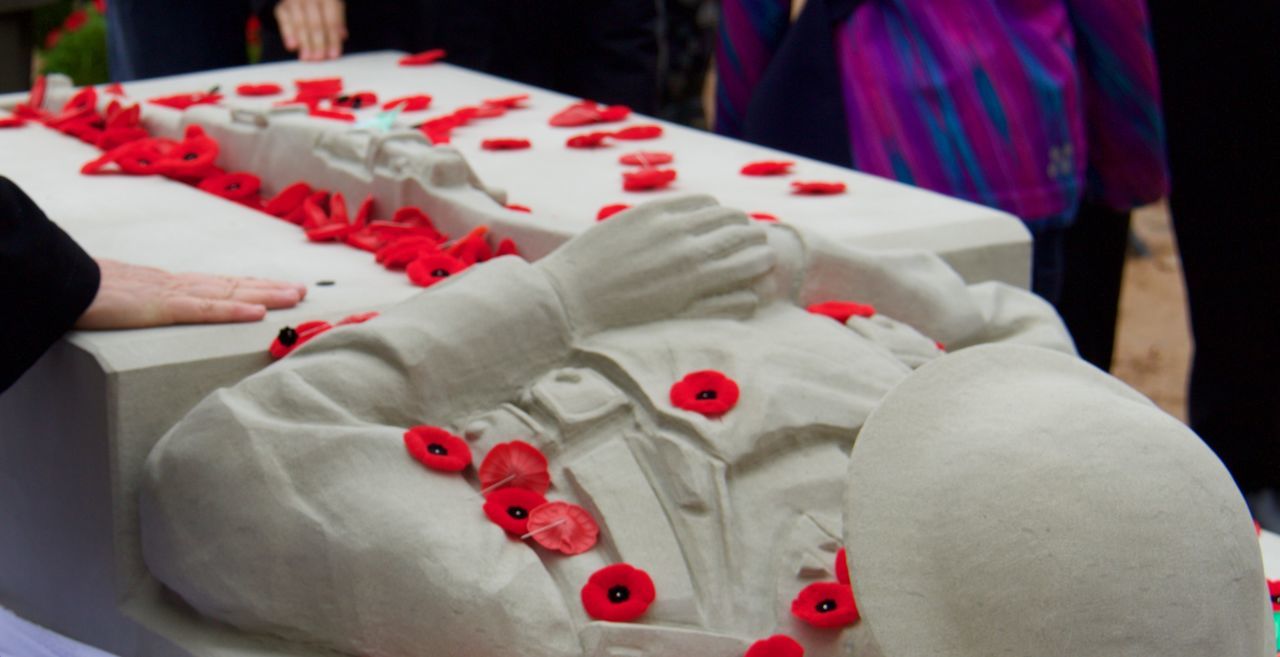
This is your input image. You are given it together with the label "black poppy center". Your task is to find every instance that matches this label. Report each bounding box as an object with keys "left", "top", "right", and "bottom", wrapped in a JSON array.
[
  {"left": 427, "top": 443, "right": 448, "bottom": 456},
  {"left": 506, "top": 506, "right": 528, "bottom": 520},
  {"left": 696, "top": 389, "right": 717, "bottom": 400},
  {"left": 608, "top": 585, "right": 631, "bottom": 603},
  {"left": 816, "top": 599, "right": 838, "bottom": 613},
  {"left": 182, "top": 152, "right": 199, "bottom": 161},
  {"left": 277, "top": 326, "right": 299, "bottom": 346},
  {"left": 136, "top": 158, "right": 150, "bottom": 165},
  {"left": 431, "top": 268, "right": 451, "bottom": 278},
  {"left": 226, "top": 183, "right": 241, "bottom": 191}
]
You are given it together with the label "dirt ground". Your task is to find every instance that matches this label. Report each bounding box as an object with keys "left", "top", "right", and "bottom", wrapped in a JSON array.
[{"left": 1112, "top": 201, "right": 1191, "bottom": 421}]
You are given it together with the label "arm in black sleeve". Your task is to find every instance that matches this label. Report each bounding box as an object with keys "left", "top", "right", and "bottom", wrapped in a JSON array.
[{"left": 0, "top": 177, "right": 100, "bottom": 393}]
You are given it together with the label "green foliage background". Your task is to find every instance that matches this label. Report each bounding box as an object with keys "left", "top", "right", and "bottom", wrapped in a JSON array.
[{"left": 33, "top": 1, "right": 109, "bottom": 86}]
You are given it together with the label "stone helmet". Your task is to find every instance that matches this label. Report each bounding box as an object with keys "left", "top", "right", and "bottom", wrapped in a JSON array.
[{"left": 845, "top": 344, "right": 1270, "bottom": 657}]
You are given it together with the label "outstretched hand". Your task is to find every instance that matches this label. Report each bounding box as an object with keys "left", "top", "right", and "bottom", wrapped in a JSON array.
[
  {"left": 538, "top": 195, "right": 775, "bottom": 337},
  {"left": 75, "top": 259, "right": 306, "bottom": 330},
  {"left": 275, "top": 0, "right": 347, "bottom": 61}
]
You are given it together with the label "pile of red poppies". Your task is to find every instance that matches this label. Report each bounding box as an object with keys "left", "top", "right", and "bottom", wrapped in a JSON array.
[{"left": 414, "top": 93, "right": 531, "bottom": 145}]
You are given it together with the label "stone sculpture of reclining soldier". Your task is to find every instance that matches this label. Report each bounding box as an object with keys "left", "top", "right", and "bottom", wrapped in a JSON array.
[{"left": 141, "top": 196, "right": 1271, "bottom": 657}]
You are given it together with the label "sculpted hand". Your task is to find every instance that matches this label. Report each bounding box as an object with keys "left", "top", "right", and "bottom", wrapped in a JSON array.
[
  {"left": 275, "top": 0, "right": 347, "bottom": 61},
  {"left": 538, "top": 195, "right": 774, "bottom": 336},
  {"left": 75, "top": 259, "right": 306, "bottom": 330}
]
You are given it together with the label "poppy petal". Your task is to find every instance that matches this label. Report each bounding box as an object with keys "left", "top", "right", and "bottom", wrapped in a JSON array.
[
  {"left": 612, "top": 125, "right": 663, "bottom": 141},
  {"left": 404, "top": 425, "right": 472, "bottom": 473},
  {"left": 263, "top": 182, "right": 314, "bottom": 217},
  {"left": 566, "top": 131, "right": 611, "bottom": 149},
  {"left": 749, "top": 212, "right": 779, "bottom": 223},
  {"left": 481, "top": 137, "right": 532, "bottom": 151},
  {"left": 338, "top": 311, "right": 379, "bottom": 325},
  {"left": 483, "top": 93, "right": 529, "bottom": 109},
  {"left": 526, "top": 501, "right": 599, "bottom": 555},
  {"left": 791, "top": 180, "right": 847, "bottom": 195},
  {"left": 806, "top": 301, "right": 876, "bottom": 323},
  {"left": 745, "top": 635, "right": 805, "bottom": 657},
  {"left": 382, "top": 94, "right": 433, "bottom": 112},
  {"left": 622, "top": 168, "right": 677, "bottom": 192},
  {"left": 406, "top": 253, "right": 467, "bottom": 287},
  {"left": 549, "top": 100, "right": 603, "bottom": 127},
  {"left": 835, "top": 547, "right": 850, "bottom": 585},
  {"left": 596, "top": 204, "right": 630, "bottom": 221},
  {"left": 790, "top": 581, "right": 859, "bottom": 628},
  {"left": 478, "top": 440, "right": 550, "bottom": 494},
  {"left": 617, "top": 151, "right": 673, "bottom": 167},
  {"left": 236, "top": 83, "right": 283, "bottom": 96},
  {"left": 398, "top": 48, "right": 447, "bottom": 66},
  {"left": 740, "top": 160, "right": 795, "bottom": 176}
]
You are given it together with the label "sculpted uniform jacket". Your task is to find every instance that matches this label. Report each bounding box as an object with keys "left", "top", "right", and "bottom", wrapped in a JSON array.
[
  {"left": 141, "top": 223, "right": 1072, "bottom": 657},
  {"left": 0, "top": 176, "right": 99, "bottom": 393}
]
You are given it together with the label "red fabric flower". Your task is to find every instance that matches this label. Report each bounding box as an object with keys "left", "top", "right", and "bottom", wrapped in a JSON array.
[
  {"left": 404, "top": 425, "right": 472, "bottom": 473},
  {"left": 612, "top": 125, "right": 663, "bottom": 141},
  {"left": 382, "top": 94, "right": 433, "bottom": 112},
  {"left": 599, "top": 105, "right": 631, "bottom": 122},
  {"left": 791, "top": 582, "right": 859, "bottom": 628},
  {"left": 376, "top": 235, "right": 443, "bottom": 269},
  {"left": 198, "top": 172, "right": 261, "bottom": 202},
  {"left": 505, "top": 203, "right": 531, "bottom": 213},
  {"left": 386, "top": 206, "right": 446, "bottom": 242},
  {"left": 268, "top": 320, "right": 332, "bottom": 359},
  {"left": 263, "top": 182, "right": 313, "bottom": 218},
  {"left": 332, "top": 92, "right": 378, "bottom": 109},
  {"left": 745, "top": 635, "right": 805, "bottom": 657},
  {"left": 806, "top": 301, "right": 876, "bottom": 323},
  {"left": 406, "top": 252, "right": 467, "bottom": 287},
  {"left": 293, "top": 76, "right": 343, "bottom": 104},
  {"left": 618, "top": 151, "right": 673, "bottom": 167},
  {"left": 478, "top": 440, "right": 550, "bottom": 494},
  {"left": 338, "top": 311, "right": 379, "bottom": 325},
  {"left": 104, "top": 102, "right": 140, "bottom": 129},
  {"left": 445, "top": 226, "right": 493, "bottom": 264},
  {"left": 399, "top": 49, "right": 447, "bottom": 66},
  {"left": 49, "top": 87, "right": 97, "bottom": 126},
  {"left": 670, "top": 370, "right": 739, "bottom": 417},
  {"left": 622, "top": 168, "right": 676, "bottom": 192},
  {"left": 791, "top": 181, "right": 847, "bottom": 195},
  {"left": 596, "top": 204, "right": 630, "bottom": 221},
  {"left": 581, "top": 564, "right": 656, "bottom": 622},
  {"left": 483, "top": 93, "right": 529, "bottom": 109},
  {"left": 494, "top": 238, "right": 521, "bottom": 258},
  {"left": 835, "top": 547, "right": 850, "bottom": 585},
  {"left": 741, "top": 160, "right": 795, "bottom": 176},
  {"left": 236, "top": 83, "right": 282, "bottom": 96},
  {"left": 0, "top": 116, "right": 26, "bottom": 128},
  {"left": 526, "top": 501, "right": 599, "bottom": 554},
  {"left": 550, "top": 100, "right": 604, "bottom": 127},
  {"left": 309, "top": 106, "right": 357, "bottom": 122},
  {"left": 97, "top": 127, "right": 150, "bottom": 150},
  {"left": 483, "top": 487, "right": 547, "bottom": 536},
  {"left": 148, "top": 90, "right": 222, "bottom": 110},
  {"left": 1269, "top": 579, "right": 1280, "bottom": 612},
  {"left": 163, "top": 125, "right": 221, "bottom": 178},
  {"left": 749, "top": 212, "right": 779, "bottom": 223},
  {"left": 566, "top": 131, "right": 611, "bottom": 149},
  {"left": 481, "top": 138, "right": 531, "bottom": 151},
  {"left": 469, "top": 104, "right": 506, "bottom": 119},
  {"left": 103, "top": 82, "right": 125, "bottom": 96}
]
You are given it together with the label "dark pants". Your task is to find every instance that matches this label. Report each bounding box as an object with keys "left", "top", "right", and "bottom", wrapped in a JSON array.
[
  {"left": 1057, "top": 202, "right": 1132, "bottom": 371},
  {"left": 107, "top": 0, "right": 252, "bottom": 81},
  {"left": 1149, "top": 1, "right": 1280, "bottom": 494}
]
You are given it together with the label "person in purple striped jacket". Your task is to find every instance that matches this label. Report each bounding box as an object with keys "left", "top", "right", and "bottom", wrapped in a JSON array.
[{"left": 712, "top": 0, "right": 1168, "bottom": 372}]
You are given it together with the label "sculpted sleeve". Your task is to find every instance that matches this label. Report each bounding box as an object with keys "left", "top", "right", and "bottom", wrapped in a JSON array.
[
  {"left": 140, "top": 256, "right": 584, "bottom": 657},
  {"left": 0, "top": 177, "right": 100, "bottom": 392}
]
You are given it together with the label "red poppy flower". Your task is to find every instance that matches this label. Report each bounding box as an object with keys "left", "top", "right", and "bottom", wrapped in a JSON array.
[
  {"left": 445, "top": 226, "right": 493, "bottom": 264},
  {"left": 526, "top": 501, "right": 599, "bottom": 554},
  {"left": 494, "top": 238, "right": 521, "bottom": 258},
  {"left": 268, "top": 320, "right": 332, "bottom": 359},
  {"left": 332, "top": 92, "right": 378, "bottom": 109},
  {"left": 309, "top": 106, "right": 357, "bottom": 122},
  {"left": 281, "top": 190, "right": 327, "bottom": 226},
  {"left": 382, "top": 94, "right": 433, "bottom": 112},
  {"left": 741, "top": 160, "right": 795, "bottom": 176},
  {"left": 103, "top": 82, "right": 125, "bottom": 96},
  {"left": 48, "top": 87, "right": 97, "bottom": 126},
  {"left": 294, "top": 76, "right": 343, "bottom": 99},
  {"left": 478, "top": 440, "right": 550, "bottom": 495},
  {"left": 469, "top": 104, "right": 506, "bottom": 119},
  {"left": 483, "top": 486, "right": 548, "bottom": 536},
  {"left": 791, "top": 181, "right": 847, "bottom": 195},
  {"left": 505, "top": 203, "right": 531, "bottom": 213},
  {"left": 407, "top": 252, "right": 468, "bottom": 287},
  {"left": 114, "top": 141, "right": 176, "bottom": 176},
  {"left": 483, "top": 93, "right": 529, "bottom": 109},
  {"left": 670, "top": 370, "right": 739, "bottom": 417},
  {"left": 376, "top": 235, "right": 443, "bottom": 269},
  {"left": 96, "top": 127, "right": 149, "bottom": 150},
  {"left": 0, "top": 116, "right": 26, "bottom": 128},
  {"left": 1268, "top": 579, "right": 1280, "bottom": 612},
  {"left": 399, "top": 48, "right": 446, "bottom": 66},
  {"left": 599, "top": 105, "right": 631, "bottom": 122},
  {"left": 481, "top": 137, "right": 531, "bottom": 151},
  {"left": 263, "top": 182, "right": 313, "bottom": 218},
  {"left": 163, "top": 126, "right": 221, "bottom": 177},
  {"left": 581, "top": 564, "right": 656, "bottom": 622},
  {"left": 104, "top": 102, "right": 140, "bottom": 129},
  {"left": 388, "top": 206, "right": 446, "bottom": 240},
  {"left": 935, "top": 341, "right": 947, "bottom": 352},
  {"left": 148, "top": 90, "right": 222, "bottom": 110},
  {"left": 835, "top": 547, "right": 850, "bottom": 586},
  {"left": 236, "top": 83, "right": 283, "bottom": 96},
  {"left": 596, "top": 204, "right": 630, "bottom": 221},
  {"left": 338, "top": 311, "right": 379, "bottom": 325},
  {"left": 62, "top": 120, "right": 104, "bottom": 145},
  {"left": 618, "top": 151, "right": 673, "bottom": 167},
  {"left": 566, "top": 131, "right": 611, "bottom": 149},
  {"left": 612, "top": 125, "right": 663, "bottom": 141},
  {"left": 198, "top": 172, "right": 261, "bottom": 202},
  {"left": 806, "top": 301, "right": 876, "bottom": 323},
  {"left": 622, "top": 168, "right": 677, "bottom": 192},
  {"left": 749, "top": 212, "right": 779, "bottom": 223},
  {"left": 790, "top": 582, "right": 859, "bottom": 628},
  {"left": 745, "top": 635, "right": 805, "bottom": 657},
  {"left": 404, "top": 425, "right": 472, "bottom": 473},
  {"left": 549, "top": 100, "right": 604, "bottom": 127}
]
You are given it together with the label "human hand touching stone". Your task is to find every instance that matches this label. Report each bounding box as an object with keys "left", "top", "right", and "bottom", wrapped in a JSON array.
[
  {"left": 274, "top": 0, "right": 347, "bottom": 61},
  {"left": 75, "top": 259, "right": 306, "bottom": 329},
  {"left": 537, "top": 195, "right": 774, "bottom": 337}
]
